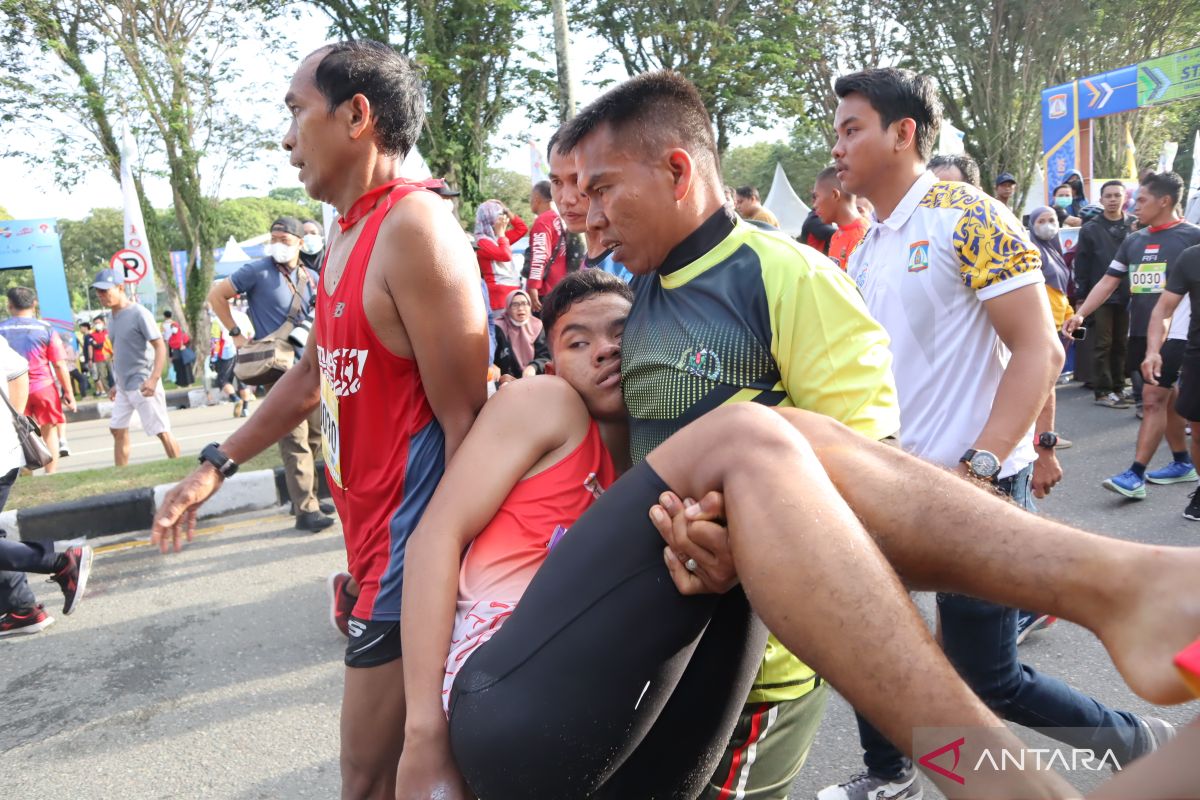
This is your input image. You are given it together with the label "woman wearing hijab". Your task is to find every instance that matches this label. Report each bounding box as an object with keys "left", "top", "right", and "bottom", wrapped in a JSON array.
[
  {"left": 493, "top": 289, "right": 550, "bottom": 383},
  {"left": 475, "top": 200, "right": 529, "bottom": 311},
  {"left": 1030, "top": 206, "right": 1073, "bottom": 331}
]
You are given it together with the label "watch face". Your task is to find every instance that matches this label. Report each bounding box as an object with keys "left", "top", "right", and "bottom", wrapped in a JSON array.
[{"left": 970, "top": 450, "right": 1001, "bottom": 478}]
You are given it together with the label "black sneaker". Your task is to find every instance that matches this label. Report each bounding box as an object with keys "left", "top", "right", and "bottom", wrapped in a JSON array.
[
  {"left": 49, "top": 545, "right": 94, "bottom": 615},
  {"left": 817, "top": 767, "right": 922, "bottom": 800},
  {"left": 295, "top": 511, "right": 335, "bottom": 532},
  {"left": 1186, "top": 490, "right": 1200, "bottom": 521},
  {"left": 0, "top": 604, "right": 55, "bottom": 637}
]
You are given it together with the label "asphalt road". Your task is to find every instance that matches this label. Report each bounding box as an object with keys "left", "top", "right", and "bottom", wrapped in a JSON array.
[{"left": 2, "top": 383, "right": 1197, "bottom": 799}]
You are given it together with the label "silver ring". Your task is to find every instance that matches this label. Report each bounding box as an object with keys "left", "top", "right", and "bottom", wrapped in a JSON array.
[{"left": 684, "top": 558, "right": 698, "bottom": 573}]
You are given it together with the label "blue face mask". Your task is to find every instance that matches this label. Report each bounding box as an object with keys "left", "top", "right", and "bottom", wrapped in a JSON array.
[{"left": 1054, "top": 196, "right": 1072, "bottom": 209}]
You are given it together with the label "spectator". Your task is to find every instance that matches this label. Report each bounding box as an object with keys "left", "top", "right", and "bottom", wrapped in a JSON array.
[
  {"left": 856, "top": 196, "right": 875, "bottom": 219},
  {"left": 0, "top": 286, "right": 76, "bottom": 473},
  {"left": 994, "top": 171, "right": 1018, "bottom": 208},
  {"left": 209, "top": 306, "right": 255, "bottom": 418},
  {"left": 1053, "top": 183, "right": 1083, "bottom": 227},
  {"left": 1064, "top": 169, "right": 1088, "bottom": 216},
  {"left": 161, "top": 310, "right": 194, "bottom": 387},
  {"left": 1028, "top": 206, "right": 1074, "bottom": 331},
  {"left": 475, "top": 199, "right": 528, "bottom": 311},
  {"left": 61, "top": 329, "right": 88, "bottom": 400},
  {"left": 1075, "top": 180, "right": 1135, "bottom": 408},
  {"left": 799, "top": 207, "right": 836, "bottom": 255},
  {"left": 928, "top": 153, "right": 981, "bottom": 187},
  {"left": 492, "top": 289, "right": 550, "bottom": 384},
  {"left": 90, "top": 269, "right": 181, "bottom": 466},
  {"left": 0, "top": 334, "right": 93, "bottom": 637},
  {"left": 86, "top": 318, "right": 111, "bottom": 395},
  {"left": 812, "top": 165, "right": 870, "bottom": 270},
  {"left": 526, "top": 180, "right": 567, "bottom": 312},
  {"left": 733, "top": 185, "right": 779, "bottom": 227},
  {"left": 300, "top": 218, "right": 325, "bottom": 273}
]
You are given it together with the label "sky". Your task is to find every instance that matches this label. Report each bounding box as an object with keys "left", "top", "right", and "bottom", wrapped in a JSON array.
[{"left": 0, "top": 6, "right": 788, "bottom": 223}]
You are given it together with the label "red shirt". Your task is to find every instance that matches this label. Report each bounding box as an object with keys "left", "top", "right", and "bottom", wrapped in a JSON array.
[
  {"left": 526, "top": 209, "right": 567, "bottom": 295},
  {"left": 477, "top": 215, "right": 529, "bottom": 310},
  {"left": 828, "top": 216, "right": 870, "bottom": 271}
]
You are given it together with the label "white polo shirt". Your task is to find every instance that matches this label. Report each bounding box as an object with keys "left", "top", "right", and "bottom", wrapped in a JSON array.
[
  {"left": 0, "top": 336, "right": 29, "bottom": 477},
  {"left": 848, "top": 172, "right": 1044, "bottom": 477}
]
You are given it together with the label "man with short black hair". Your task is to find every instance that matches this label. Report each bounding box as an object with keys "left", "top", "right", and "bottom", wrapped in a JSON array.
[
  {"left": 526, "top": 179, "right": 567, "bottom": 311},
  {"left": 1066, "top": 171, "right": 1200, "bottom": 497},
  {"left": 994, "top": 171, "right": 1018, "bottom": 207},
  {"left": 546, "top": 134, "right": 632, "bottom": 282},
  {"left": 812, "top": 166, "right": 869, "bottom": 270},
  {"left": 734, "top": 185, "right": 780, "bottom": 227},
  {"left": 928, "top": 153, "right": 981, "bottom": 188},
  {"left": 1074, "top": 179, "right": 1135, "bottom": 407}
]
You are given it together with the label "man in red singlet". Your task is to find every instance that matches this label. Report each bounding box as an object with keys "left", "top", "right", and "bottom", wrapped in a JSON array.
[{"left": 152, "top": 41, "right": 487, "bottom": 799}]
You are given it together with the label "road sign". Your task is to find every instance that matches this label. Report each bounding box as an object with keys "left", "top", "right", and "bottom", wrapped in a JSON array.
[
  {"left": 110, "top": 248, "right": 148, "bottom": 283},
  {"left": 1139, "top": 46, "right": 1200, "bottom": 106},
  {"left": 1078, "top": 66, "right": 1138, "bottom": 119}
]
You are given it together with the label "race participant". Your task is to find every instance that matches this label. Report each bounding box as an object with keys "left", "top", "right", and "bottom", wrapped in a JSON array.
[
  {"left": 1066, "top": 171, "right": 1200, "bottom": 498},
  {"left": 525, "top": 180, "right": 567, "bottom": 311},
  {"left": 546, "top": 134, "right": 632, "bottom": 281},
  {"left": 811, "top": 165, "right": 870, "bottom": 270},
  {"left": 151, "top": 40, "right": 487, "bottom": 800},
  {"left": 394, "top": 269, "right": 1200, "bottom": 800}
]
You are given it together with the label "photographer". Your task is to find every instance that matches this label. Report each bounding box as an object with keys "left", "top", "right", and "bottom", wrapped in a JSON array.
[{"left": 207, "top": 216, "right": 334, "bottom": 532}]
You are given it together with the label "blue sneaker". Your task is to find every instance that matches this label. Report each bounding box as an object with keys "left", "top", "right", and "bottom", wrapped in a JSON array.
[
  {"left": 1102, "top": 469, "right": 1146, "bottom": 499},
  {"left": 1146, "top": 460, "right": 1198, "bottom": 484}
]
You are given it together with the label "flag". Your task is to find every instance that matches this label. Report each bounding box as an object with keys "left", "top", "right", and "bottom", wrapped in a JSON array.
[
  {"left": 530, "top": 139, "right": 549, "bottom": 185},
  {"left": 1123, "top": 122, "right": 1137, "bottom": 179},
  {"left": 1159, "top": 140, "right": 1178, "bottom": 174},
  {"left": 1186, "top": 130, "right": 1200, "bottom": 224},
  {"left": 119, "top": 126, "right": 155, "bottom": 284}
]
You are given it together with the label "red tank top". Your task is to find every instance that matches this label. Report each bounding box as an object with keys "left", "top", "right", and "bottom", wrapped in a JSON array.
[{"left": 315, "top": 179, "right": 444, "bottom": 621}]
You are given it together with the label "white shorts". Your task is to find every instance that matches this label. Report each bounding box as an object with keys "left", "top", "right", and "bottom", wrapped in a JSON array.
[{"left": 109, "top": 382, "right": 171, "bottom": 436}]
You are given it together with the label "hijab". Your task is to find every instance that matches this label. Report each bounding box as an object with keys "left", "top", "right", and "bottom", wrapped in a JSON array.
[
  {"left": 1029, "top": 206, "right": 1070, "bottom": 293},
  {"left": 474, "top": 200, "right": 505, "bottom": 243},
  {"left": 495, "top": 289, "right": 542, "bottom": 370}
]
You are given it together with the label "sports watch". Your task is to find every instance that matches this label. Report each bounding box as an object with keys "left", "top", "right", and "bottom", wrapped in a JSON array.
[
  {"left": 199, "top": 442, "right": 239, "bottom": 478},
  {"left": 959, "top": 448, "right": 1001, "bottom": 480},
  {"left": 228, "top": 326, "right": 242, "bottom": 338},
  {"left": 1035, "top": 432, "right": 1059, "bottom": 449}
]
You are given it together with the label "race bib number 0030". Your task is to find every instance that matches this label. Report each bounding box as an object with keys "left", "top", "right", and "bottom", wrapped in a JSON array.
[
  {"left": 1131, "top": 262, "right": 1167, "bottom": 294},
  {"left": 320, "top": 373, "right": 343, "bottom": 488}
]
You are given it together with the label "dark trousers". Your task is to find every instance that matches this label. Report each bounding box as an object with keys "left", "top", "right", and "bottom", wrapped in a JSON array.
[
  {"left": 0, "top": 468, "right": 56, "bottom": 614},
  {"left": 170, "top": 353, "right": 194, "bottom": 387},
  {"left": 1092, "top": 304, "right": 1130, "bottom": 397}
]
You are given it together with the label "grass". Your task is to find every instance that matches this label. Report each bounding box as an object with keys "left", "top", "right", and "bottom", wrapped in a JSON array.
[{"left": 8, "top": 450, "right": 284, "bottom": 510}]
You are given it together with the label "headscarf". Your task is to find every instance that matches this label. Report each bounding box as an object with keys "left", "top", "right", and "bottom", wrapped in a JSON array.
[
  {"left": 495, "top": 289, "right": 543, "bottom": 370},
  {"left": 474, "top": 199, "right": 505, "bottom": 243},
  {"left": 1029, "top": 206, "right": 1070, "bottom": 293}
]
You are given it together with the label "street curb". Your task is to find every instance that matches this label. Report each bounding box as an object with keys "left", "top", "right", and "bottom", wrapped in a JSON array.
[
  {"left": 11, "top": 461, "right": 331, "bottom": 543},
  {"left": 65, "top": 388, "right": 195, "bottom": 423}
]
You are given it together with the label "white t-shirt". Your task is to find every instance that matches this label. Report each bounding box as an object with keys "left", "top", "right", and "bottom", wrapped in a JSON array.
[
  {"left": 848, "top": 172, "right": 1044, "bottom": 477},
  {"left": 0, "top": 336, "right": 30, "bottom": 476}
]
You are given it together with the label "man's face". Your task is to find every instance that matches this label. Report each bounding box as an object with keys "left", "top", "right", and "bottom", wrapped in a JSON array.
[
  {"left": 1134, "top": 189, "right": 1171, "bottom": 227},
  {"left": 548, "top": 147, "right": 587, "bottom": 233},
  {"left": 733, "top": 194, "right": 751, "bottom": 216},
  {"left": 95, "top": 287, "right": 123, "bottom": 309},
  {"left": 282, "top": 52, "right": 352, "bottom": 204},
  {"left": 302, "top": 221, "right": 322, "bottom": 238},
  {"left": 271, "top": 231, "right": 302, "bottom": 249},
  {"left": 995, "top": 181, "right": 1016, "bottom": 203},
  {"left": 548, "top": 293, "right": 630, "bottom": 421},
  {"left": 1054, "top": 187, "right": 1073, "bottom": 205},
  {"left": 832, "top": 93, "right": 895, "bottom": 199},
  {"left": 1101, "top": 185, "right": 1126, "bottom": 216},
  {"left": 812, "top": 180, "right": 838, "bottom": 224},
  {"left": 576, "top": 124, "right": 685, "bottom": 275}
]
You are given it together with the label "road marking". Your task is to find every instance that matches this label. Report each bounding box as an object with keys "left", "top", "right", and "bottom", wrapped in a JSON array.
[{"left": 92, "top": 512, "right": 292, "bottom": 555}]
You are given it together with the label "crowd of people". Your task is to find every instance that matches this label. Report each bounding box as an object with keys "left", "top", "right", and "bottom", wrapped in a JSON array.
[{"left": 1, "top": 34, "right": 1198, "bottom": 800}]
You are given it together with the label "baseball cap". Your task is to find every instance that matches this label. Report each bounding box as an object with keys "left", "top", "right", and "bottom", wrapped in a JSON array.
[
  {"left": 995, "top": 172, "right": 1017, "bottom": 186},
  {"left": 270, "top": 216, "right": 304, "bottom": 238},
  {"left": 91, "top": 268, "right": 122, "bottom": 290},
  {"left": 430, "top": 178, "right": 460, "bottom": 198}
]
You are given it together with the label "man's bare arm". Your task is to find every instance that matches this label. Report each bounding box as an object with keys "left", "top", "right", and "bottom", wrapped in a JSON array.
[
  {"left": 1064, "top": 274, "right": 1121, "bottom": 333},
  {"left": 206, "top": 280, "right": 240, "bottom": 336},
  {"left": 1141, "top": 290, "right": 1184, "bottom": 385},
  {"left": 383, "top": 195, "right": 489, "bottom": 461}
]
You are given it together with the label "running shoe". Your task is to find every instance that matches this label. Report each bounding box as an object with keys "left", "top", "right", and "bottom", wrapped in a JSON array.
[
  {"left": 1146, "top": 461, "right": 1198, "bottom": 485},
  {"left": 1102, "top": 469, "right": 1146, "bottom": 499},
  {"left": 1184, "top": 490, "right": 1200, "bottom": 521},
  {"left": 1015, "top": 612, "right": 1058, "bottom": 645},
  {"left": 48, "top": 545, "right": 93, "bottom": 615},
  {"left": 58, "top": 440, "right": 70, "bottom": 457},
  {"left": 327, "top": 571, "right": 355, "bottom": 638},
  {"left": 233, "top": 399, "right": 244, "bottom": 417},
  {"left": 1135, "top": 404, "right": 1144, "bottom": 419},
  {"left": 1132, "top": 716, "right": 1177, "bottom": 761},
  {"left": 817, "top": 767, "right": 922, "bottom": 800},
  {"left": 1095, "top": 392, "right": 1132, "bottom": 409},
  {"left": 0, "top": 604, "right": 55, "bottom": 637}
]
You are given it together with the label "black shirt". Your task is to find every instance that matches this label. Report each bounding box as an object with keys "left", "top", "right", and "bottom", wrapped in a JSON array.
[
  {"left": 1165, "top": 244, "right": 1200, "bottom": 355},
  {"left": 1074, "top": 214, "right": 1134, "bottom": 305},
  {"left": 1107, "top": 220, "right": 1200, "bottom": 338}
]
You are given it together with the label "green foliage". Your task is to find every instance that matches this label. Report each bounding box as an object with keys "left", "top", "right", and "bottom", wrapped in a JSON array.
[
  {"left": 722, "top": 123, "right": 832, "bottom": 204},
  {"left": 210, "top": 196, "right": 323, "bottom": 243},
  {"left": 477, "top": 167, "right": 534, "bottom": 229},
  {"left": 57, "top": 208, "right": 123, "bottom": 308}
]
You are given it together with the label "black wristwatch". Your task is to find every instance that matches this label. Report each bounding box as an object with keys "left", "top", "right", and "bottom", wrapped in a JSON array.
[
  {"left": 199, "top": 442, "right": 239, "bottom": 478},
  {"left": 959, "top": 448, "right": 1001, "bottom": 480},
  {"left": 1035, "top": 431, "right": 1059, "bottom": 449},
  {"left": 228, "top": 326, "right": 242, "bottom": 338}
]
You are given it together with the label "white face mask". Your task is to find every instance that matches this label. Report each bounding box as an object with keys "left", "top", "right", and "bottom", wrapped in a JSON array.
[
  {"left": 268, "top": 241, "right": 299, "bottom": 264},
  {"left": 1034, "top": 221, "right": 1059, "bottom": 241},
  {"left": 300, "top": 233, "right": 324, "bottom": 255}
]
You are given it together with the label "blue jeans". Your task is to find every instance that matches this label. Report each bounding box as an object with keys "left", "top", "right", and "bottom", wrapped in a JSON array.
[
  {"left": 855, "top": 464, "right": 1147, "bottom": 778},
  {"left": 0, "top": 468, "right": 56, "bottom": 614}
]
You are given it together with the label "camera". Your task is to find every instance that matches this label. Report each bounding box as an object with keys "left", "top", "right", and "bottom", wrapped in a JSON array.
[{"left": 288, "top": 316, "right": 313, "bottom": 348}]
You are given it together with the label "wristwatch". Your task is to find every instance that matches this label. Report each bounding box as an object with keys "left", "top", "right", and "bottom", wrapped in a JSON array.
[
  {"left": 960, "top": 448, "right": 1001, "bottom": 480},
  {"left": 228, "top": 326, "right": 241, "bottom": 338},
  {"left": 1035, "top": 432, "right": 1059, "bottom": 449},
  {"left": 199, "top": 442, "right": 239, "bottom": 478}
]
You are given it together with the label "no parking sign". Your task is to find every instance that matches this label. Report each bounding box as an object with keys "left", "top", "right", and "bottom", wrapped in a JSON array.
[{"left": 110, "top": 248, "right": 148, "bottom": 283}]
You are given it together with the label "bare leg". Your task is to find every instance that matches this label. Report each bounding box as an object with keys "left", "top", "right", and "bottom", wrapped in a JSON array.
[
  {"left": 111, "top": 427, "right": 130, "bottom": 467},
  {"left": 340, "top": 659, "right": 406, "bottom": 799},
  {"left": 157, "top": 431, "right": 181, "bottom": 459},
  {"left": 1164, "top": 391, "right": 1188, "bottom": 454},
  {"left": 39, "top": 422, "right": 59, "bottom": 474},
  {"left": 1135, "top": 384, "right": 1171, "bottom": 464},
  {"left": 643, "top": 404, "right": 1076, "bottom": 799}
]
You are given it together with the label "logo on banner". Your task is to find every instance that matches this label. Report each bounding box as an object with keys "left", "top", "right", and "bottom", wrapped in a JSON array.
[
  {"left": 1048, "top": 94, "right": 1068, "bottom": 119},
  {"left": 907, "top": 241, "right": 930, "bottom": 273}
]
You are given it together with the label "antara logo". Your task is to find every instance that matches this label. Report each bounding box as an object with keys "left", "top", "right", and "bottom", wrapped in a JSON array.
[{"left": 917, "top": 737, "right": 1123, "bottom": 786}]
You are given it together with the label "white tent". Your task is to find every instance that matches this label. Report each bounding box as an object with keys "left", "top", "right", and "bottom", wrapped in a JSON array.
[
  {"left": 217, "top": 235, "right": 251, "bottom": 264},
  {"left": 762, "top": 162, "right": 811, "bottom": 237}
]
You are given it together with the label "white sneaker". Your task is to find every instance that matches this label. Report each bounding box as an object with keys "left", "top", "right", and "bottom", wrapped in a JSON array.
[{"left": 817, "top": 768, "right": 923, "bottom": 800}]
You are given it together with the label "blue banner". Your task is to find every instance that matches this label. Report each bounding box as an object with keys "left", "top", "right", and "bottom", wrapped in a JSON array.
[
  {"left": 1078, "top": 66, "right": 1139, "bottom": 119},
  {"left": 0, "top": 219, "right": 74, "bottom": 338}
]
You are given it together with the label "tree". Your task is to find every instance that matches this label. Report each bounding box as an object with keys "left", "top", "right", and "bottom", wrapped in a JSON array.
[
  {"left": 721, "top": 121, "right": 833, "bottom": 204},
  {"left": 584, "top": 1, "right": 814, "bottom": 155},
  {"left": 478, "top": 167, "right": 534, "bottom": 229},
  {"left": 58, "top": 208, "right": 124, "bottom": 309}
]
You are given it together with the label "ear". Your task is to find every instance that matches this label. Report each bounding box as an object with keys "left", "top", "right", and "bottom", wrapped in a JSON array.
[
  {"left": 345, "top": 93, "right": 373, "bottom": 143},
  {"left": 666, "top": 148, "right": 695, "bottom": 202},
  {"left": 892, "top": 118, "right": 918, "bottom": 155}
]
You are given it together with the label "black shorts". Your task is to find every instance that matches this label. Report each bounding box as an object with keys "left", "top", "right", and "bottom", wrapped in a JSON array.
[
  {"left": 1176, "top": 356, "right": 1200, "bottom": 422},
  {"left": 214, "top": 357, "right": 236, "bottom": 388},
  {"left": 344, "top": 615, "right": 402, "bottom": 668},
  {"left": 1127, "top": 336, "right": 1185, "bottom": 389}
]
